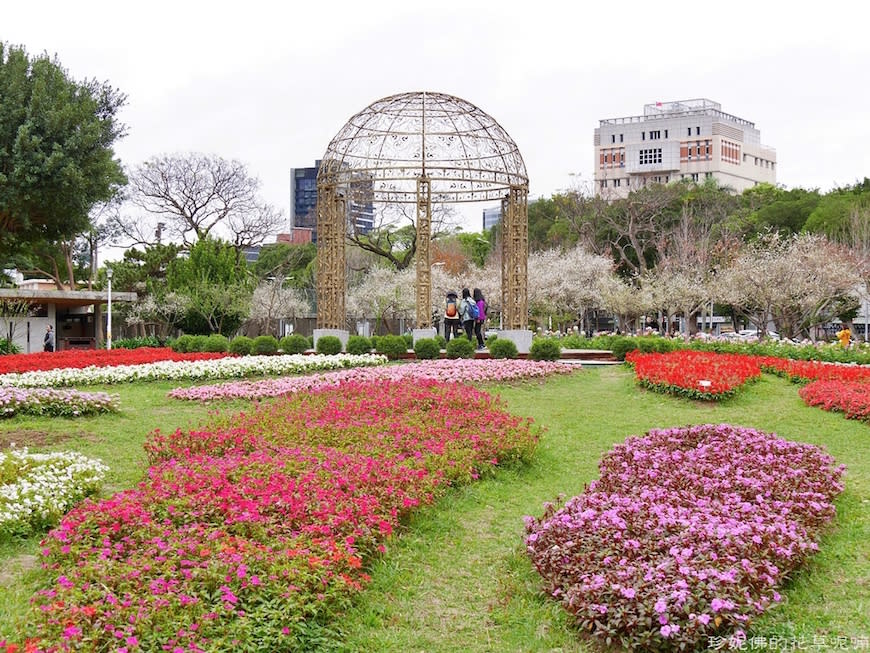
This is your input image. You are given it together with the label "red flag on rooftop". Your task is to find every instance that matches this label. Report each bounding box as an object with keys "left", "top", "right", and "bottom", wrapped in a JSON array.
[{"left": 656, "top": 101, "right": 662, "bottom": 107}]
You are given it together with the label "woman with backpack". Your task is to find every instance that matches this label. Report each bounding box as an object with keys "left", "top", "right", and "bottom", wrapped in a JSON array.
[
  {"left": 444, "top": 290, "right": 461, "bottom": 342},
  {"left": 459, "top": 287, "right": 477, "bottom": 341},
  {"left": 473, "top": 288, "right": 487, "bottom": 349}
]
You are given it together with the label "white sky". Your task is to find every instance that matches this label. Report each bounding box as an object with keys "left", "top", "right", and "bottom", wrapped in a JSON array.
[{"left": 5, "top": 0, "right": 870, "bottom": 245}]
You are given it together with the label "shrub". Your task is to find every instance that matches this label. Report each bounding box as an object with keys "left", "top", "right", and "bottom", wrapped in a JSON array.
[
  {"left": 369, "top": 335, "right": 381, "bottom": 351},
  {"left": 252, "top": 335, "right": 279, "bottom": 355},
  {"left": 0, "top": 338, "right": 21, "bottom": 355},
  {"left": 229, "top": 336, "right": 254, "bottom": 356},
  {"left": 413, "top": 337, "right": 441, "bottom": 360},
  {"left": 191, "top": 335, "right": 211, "bottom": 352},
  {"left": 435, "top": 334, "right": 447, "bottom": 350},
  {"left": 402, "top": 333, "right": 413, "bottom": 349},
  {"left": 316, "top": 335, "right": 343, "bottom": 355},
  {"left": 529, "top": 337, "right": 561, "bottom": 361},
  {"left": 346, "top": 335, "right": 372, "bottom": 356},
  {"left": 171, "top": 334, "right": 194, "bottom": 353},
  {"left": 446, "top": 337, "right": 475, "bottom": 359},
  {"left": 110, "top": 336, "right": 162, "bottom": 350},
  {"left": 203, "top": 334, "right": 229, "bottom": 353},
  {"left": 561, "top": 334, "right": 587, "bottom": 349},
  {"left": 280, "top": 334, "right": 310, "bottom": 354},
  {"left": 485, "top": 333, "right": 498, "bottom": 348},
  {"left": 609, "top": 336, "right": 638, "bottom": 361},
  {"left": 376, "top": 334, "right": 408, "bottom": 360},
  {"left": 488, "top": 338, "right": 518, "bottom": 359}
]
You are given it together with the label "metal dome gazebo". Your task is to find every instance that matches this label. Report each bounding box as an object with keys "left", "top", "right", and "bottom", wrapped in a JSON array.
[{"left": 315, "top": 91, "right": 529, "bottom": 334}]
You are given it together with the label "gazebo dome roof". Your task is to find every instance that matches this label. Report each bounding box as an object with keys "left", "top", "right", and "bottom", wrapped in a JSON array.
[{"left": 318, "top": 91, "right": 528, "bottom": 204}]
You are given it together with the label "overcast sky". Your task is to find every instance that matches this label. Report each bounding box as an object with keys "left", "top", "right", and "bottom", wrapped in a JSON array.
[{"left": 5, "top": 0, "right": 869, "bottom": 241}]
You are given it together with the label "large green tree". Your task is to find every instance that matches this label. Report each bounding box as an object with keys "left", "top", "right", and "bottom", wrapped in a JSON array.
[
  {"left": 167, "top": 238, "right": 252, "bottom": 335},
  {"left": 0, "top": 43, "right": 126, "bottom": 267}
]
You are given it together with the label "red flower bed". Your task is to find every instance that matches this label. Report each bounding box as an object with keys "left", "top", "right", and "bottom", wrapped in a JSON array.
[
  {"left": 625, "top": 350, "right": 762, "bottom": 400},
  {"left": 799, "top": 379, "right": 870, "bottom": 422},
  {"left": 0, "top": 347, "right": 229, "bottom": 374},
  {"left": 15, "top": 379, "right": 538, "bottom": 651},
  {"left": 756, "top": 357, "right": 870, "bottom": 384}
]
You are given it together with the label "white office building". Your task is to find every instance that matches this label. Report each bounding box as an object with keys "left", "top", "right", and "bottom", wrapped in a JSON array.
[{"left": 593, "top": 99, "right": 776, "bottom": 199}]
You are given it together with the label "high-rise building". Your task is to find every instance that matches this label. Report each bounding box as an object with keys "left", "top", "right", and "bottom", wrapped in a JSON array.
[
  {"left": 289, "top": 161, "right": 374, "bottom": 241},
  {"left": 289, "top": 162, "right": 320, "bottom": 233},
  {"left": 593, "top": 99, "right": 776, "bottom": 199},
  {"left": 482, "top": 205, "right": 501, "bottom": 230}
]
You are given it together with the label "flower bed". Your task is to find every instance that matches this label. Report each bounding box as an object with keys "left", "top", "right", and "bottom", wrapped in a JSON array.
[
  {"left": 524, "top": 424, "right": 844, "bottom": 652},
  {"left": 168, "top": 358, "right": 575, "bottom": 401},
  {"left": 0, "top": 448, "right": 108, "bottom": 538},
  {"left": 17, "top": 379, "right": 538, "bottom": 651},
  {"left": 799, "top": 379, "right": 870, "bottom": 422},
  {"left": 0, "top": 347, "right": 228, "bottom": 375},
  {"left": 625, "top": 350, "right": 762, "bottom": 400},
  {"left": 0, "top": 353, "right": 387, "bottom": 388},
  {"left": 0, "top": 387, "right": 118, "bottom": 418},
  {"left": 758, "top": 357, "right": 870, "bottom": 384}
]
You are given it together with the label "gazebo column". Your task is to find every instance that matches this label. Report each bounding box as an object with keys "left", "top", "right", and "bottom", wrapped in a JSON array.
[
  {"left": 314, "top": 181, "right": 349, "bottom": 350},
  {"left": 415, "top": 176, "right": 432, "bottom": 329},
  {"left": 499, "top": 185, "right": 532, "bottom": 352}
]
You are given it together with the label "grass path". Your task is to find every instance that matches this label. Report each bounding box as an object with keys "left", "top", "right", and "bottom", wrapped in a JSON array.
[{"left": 335, "top": 366, "right": 869, "bottom": 652}]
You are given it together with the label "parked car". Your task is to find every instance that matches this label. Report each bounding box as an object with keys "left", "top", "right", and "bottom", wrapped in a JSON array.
[{"left": 737, "top": 329, "right": 781, "bottom": 340}]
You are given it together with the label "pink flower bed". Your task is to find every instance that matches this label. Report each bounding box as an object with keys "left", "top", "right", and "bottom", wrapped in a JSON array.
[
  {"left": 20, "top": 379, "right": 538, "bottom": 651},
  {"left": 524, "top": 424, "right": 844, "bottom": 652},
  {"left": 799, "top": 379, "right": 870, "bottom": 422},
  {"left": 168, "top": 358, "right": 575, "bottom": 401}
]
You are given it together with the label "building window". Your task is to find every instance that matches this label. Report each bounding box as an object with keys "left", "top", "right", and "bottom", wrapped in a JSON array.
[
  {"left": 619, "top": 133, "right": 624, "bottom": 143},
  {"left": 614, "top": 178, "right": 622, "bottom": 187},
  {"left": 665, "top": 175, "right": 669, "bottom": 183},
  {"left": 611, "top": 134, "right": 616, "bottom": 144},
  {"left": 620, "top": 152, "right": 625, "bottom": 166},
  {"left": 691, "top": 173, "right": 699, "bottom": 182},
  {"left": 642, "top": 131, "right": 646, "bottom": 140},
  {"left": 695, "top": 126, "right": 701, "bottom": 135},
  {"left": 705, "top": 172, "right": 713, "bottom": 179},
  {"left": 600, "top": 179, "right": 608, "bottom": 188},
  {"left": 639, "top": 148, "right": 662, "bottom": 165},
  {"left": 687, "top": 127, "right": 691, "bottom": 136},
  {"left": 649, "top": 130, "right": 661, "bottom": 140}
]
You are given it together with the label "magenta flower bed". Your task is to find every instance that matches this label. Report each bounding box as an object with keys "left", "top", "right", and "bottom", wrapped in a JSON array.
[
  {"left": 0, "top": 387, "right": 118, "bottom": 417},
  {"left": 524, "top": 424, "right": 844, "bottom": 652},
  {"left": 21, "top": 379, "right": 538, "bottom": 651},
  {"left": 168, "top": 358, "right": 574, "bottom": 401}
]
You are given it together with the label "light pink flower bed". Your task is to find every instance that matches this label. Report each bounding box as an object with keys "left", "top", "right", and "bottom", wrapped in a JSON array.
[{"left": 168, "top": 359, "right": 576, "bottom": 401}]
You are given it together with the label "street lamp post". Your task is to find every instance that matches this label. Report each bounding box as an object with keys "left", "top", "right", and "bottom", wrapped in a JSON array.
[{"left": 106, "top": 268, "right": 113, "bottom": 351}]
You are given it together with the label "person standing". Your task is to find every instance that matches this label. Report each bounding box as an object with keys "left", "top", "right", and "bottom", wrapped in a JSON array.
[
  {"left": 43, "top": 324, "right": 55, "bottom": 352},
  {"left": 473, "top": 288, "right": 487, "bottom": 349},
  {"left": 444, "top": 290, "right": 461, "bottom": 342},
  {"left": 459, "top": 287, "right": 476, "bottom": 341}
]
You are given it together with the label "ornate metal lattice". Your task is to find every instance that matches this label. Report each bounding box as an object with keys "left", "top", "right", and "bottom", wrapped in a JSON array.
[{"left": 316, "top": 91, "right": 529, "bottom": 329}]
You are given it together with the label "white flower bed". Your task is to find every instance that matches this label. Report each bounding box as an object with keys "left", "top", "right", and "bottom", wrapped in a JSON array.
[
  {"left": 0, "top": 448, "right": 108, "bottom": 537},
  {"left": 0, "top": 354, "right": 388, "bottom": 388}
]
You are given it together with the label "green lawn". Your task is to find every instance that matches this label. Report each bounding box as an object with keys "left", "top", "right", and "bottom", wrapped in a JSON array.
[{"left": 1, "top": 367, "right": 868, "bottom": 651}]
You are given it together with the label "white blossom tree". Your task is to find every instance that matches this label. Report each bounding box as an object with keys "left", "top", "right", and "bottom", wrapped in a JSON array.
[
  {"left": 346, "top": 266, "right": 416, "bottom": 334},
  {"left": 717, "top": 233, "right": 860, "bottom": 339},
  {"left": 249, "top": 281, "right": 311, "bottom": 336},
  {"left": 528, "top": 246, "right": 617, "bottom": 332}
]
